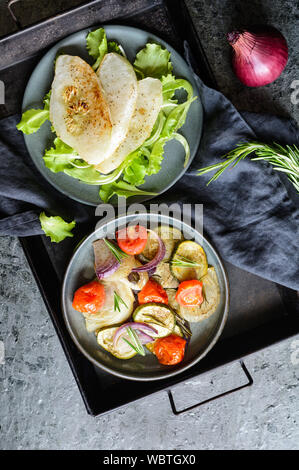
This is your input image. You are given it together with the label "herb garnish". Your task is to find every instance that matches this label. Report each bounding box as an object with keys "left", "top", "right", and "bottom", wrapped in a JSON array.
[
  {"left": 104, "top": 238, "right": 128, "bottom": 263},
  {"left": 171, "top": 256, "right": 201, "bottom": 268},
  {"left": 113, "top": 291, "right": 128, "bottom": 312},
  {"left": 122, "top": 327, "right": 145, "bottom": 356}
]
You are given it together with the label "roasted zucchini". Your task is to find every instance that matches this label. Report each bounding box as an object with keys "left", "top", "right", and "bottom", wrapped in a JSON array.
[
  {"left": 133, "top": 303, "right": 176, "bottom": 337},
  {"left": 170, "top": 240, "right": 208, "bottom": 281},
  {"left": 97, "top": 325, "right": 137, "bottom": 359}
]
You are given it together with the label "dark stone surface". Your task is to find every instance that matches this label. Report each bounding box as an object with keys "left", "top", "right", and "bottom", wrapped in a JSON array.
[{"left": 185, "top": 0, "right": 299, "bottom": 122}]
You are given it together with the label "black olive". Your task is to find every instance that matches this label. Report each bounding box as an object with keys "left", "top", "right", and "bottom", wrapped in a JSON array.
[{"left": 128, "top": 272, "right": 140, "bottom": 284}]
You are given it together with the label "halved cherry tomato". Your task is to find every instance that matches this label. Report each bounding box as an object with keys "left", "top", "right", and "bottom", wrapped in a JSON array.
[
  {"left": 175, "top": 280, "right": 203, "bottom": 307},
  {"left": 154, "top": 334, "right": 186, "bottom": 365},
  {"left": 72, "top": 280, "right": 106, "bottom": 314},
  {"left": 116, "top": 225, "right": 148, "bottom": 255},
  {"left": 138, "top": 279, "right": 168, "bottom": 305}
]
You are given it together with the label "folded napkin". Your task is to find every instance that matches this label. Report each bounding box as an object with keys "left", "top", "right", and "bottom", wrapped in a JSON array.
[{"left": 0, "top": 78, "right": 298, "bottom": 290}]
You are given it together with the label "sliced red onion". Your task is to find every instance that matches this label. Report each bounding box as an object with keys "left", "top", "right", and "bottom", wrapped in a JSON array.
[
  {"left": 113, "top": 322, "right": 158, "bottom": 348},
  {"left": 93, "top": 239, "right": 119, "bottom": 280},
  {"left": 131, "top": 230, "right": 166, "bottom": 273},
  {"left": 135, "top": 330, "right": 155, "bottom": 344},
  {"left": 147, "top": 266, "right": 157, "bottom": 277}
]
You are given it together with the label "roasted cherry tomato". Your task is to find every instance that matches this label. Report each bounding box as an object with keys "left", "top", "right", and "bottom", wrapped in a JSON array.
[
  {"left": 175, "top": 280, "right": 203, "bottom": 307},
  {"left": 116, "top": 225, "right": 148, "bottom": 255},
  {"left": 72, "top": 280, "right": 106, "bottom": 314},
  {"left": 138, "top": 279, "right": 168, "bottom": 305},
  {"left": 154, "top": 334, "right": 186, "bottom": 365}
]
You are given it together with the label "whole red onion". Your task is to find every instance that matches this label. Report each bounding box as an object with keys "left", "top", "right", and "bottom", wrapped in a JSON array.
[{"left": 227, "top": 26, "right": 288, "bottom": 87}]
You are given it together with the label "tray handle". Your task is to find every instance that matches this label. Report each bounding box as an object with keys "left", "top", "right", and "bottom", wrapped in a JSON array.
[{"left": 168, "top": 360, "right": 253, "bottom": 415}]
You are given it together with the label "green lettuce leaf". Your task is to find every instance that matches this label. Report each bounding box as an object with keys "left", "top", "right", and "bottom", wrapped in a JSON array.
[
  {"left": 86, "top": 28, "right": 124, "bottom": 70},
  {"left": 123, "top": 154, "right": 149, "bottom": 186},
  {"left": 86, "top": 27, "right": 108, "bottom": 70},
  {"left": 43, "top": 137, "right": 78, "bottom": 173},
  {"left": 39, "top": 212, "right": 76, "bottom": 243},
  {"left": 43, "top": 137, "right": 116, "bottom": 184},
  {"left": 145, "top": 97, "right": 196, "bottom": 176},
  {"left": 99, "top": 180, "right": 157, "bottom": 203},
  {"left": 108, "top": 41, "right": 123, "bottom": 55},
  {"left": 17, "top": 91, "right": 51, "bottom": 135},
  {"left": 133, "top": 43, "right": 173, "bottom": 78}
]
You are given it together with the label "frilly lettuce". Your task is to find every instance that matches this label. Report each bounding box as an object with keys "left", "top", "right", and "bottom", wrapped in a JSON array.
[
  {"left": 17, "top": 27, "right": 197, "bottom": 203},
  {"left": 16, "top": 91, "right": 51, "bottom": 135},
  {"left": 39, "top": 211, "right": 76, "bottom": 243}
]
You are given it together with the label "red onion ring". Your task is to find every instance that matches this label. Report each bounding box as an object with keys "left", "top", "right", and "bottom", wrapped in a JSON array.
[
  {"left": 93, "top": 239, "right": 120, "bottom": 280},
  {"left": 113, "top": 322, "right": 158, "bottom": 348},
  {"left": 131, "top": 229, "right": 166, "bottom": 273}
]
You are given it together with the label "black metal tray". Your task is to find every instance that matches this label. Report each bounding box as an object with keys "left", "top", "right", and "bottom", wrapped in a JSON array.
[{"left": 0, "top": 0, "right": 298, "bottom": 416}]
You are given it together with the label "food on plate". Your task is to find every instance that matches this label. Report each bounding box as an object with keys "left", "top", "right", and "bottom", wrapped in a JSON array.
[
  {"left": 71, "top": 224, "right": 220, "bottom": 366},
  {"left": 96, "top": 77, "right": 163, "bottom": 174},
  {"left": 167, "top": 267, "right": 220, "bottom": 322},
  {"left": 175, "top": 280, "right": 203, "bottom": 307},
  {"left": 154, "top": 334, "right": 186, "bottom": 365},
  {"left": 116, "top": 224, "right": 148, "bottom": 255},
  {"left": 78, "top": 280, "right": 134, "bottom": 332},
  {"left": 137, "top": 279, "right": 168, "bottom": 305},
  {"left": 17, "top": 27, "right": 197, "bottom": 202},
  {"left": 96, "top": 53, "right": 138, "bottom": 161},
  {"left": 170, "top": 240, "right": 208, "bottom": 281},
  {"left": 72, "top": 280, "right": 106, "bottom": 313},
  {"left": 50, "top": 55, "right": 112, "bottom": 165}
]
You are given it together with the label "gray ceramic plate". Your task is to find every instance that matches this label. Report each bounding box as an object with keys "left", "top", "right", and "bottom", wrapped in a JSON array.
[
  {"left": 22, "top": 25, "right": 203, "bottom": 206},
  {"left": 62, "top": 213, "right": 229, "bottom": 381}
]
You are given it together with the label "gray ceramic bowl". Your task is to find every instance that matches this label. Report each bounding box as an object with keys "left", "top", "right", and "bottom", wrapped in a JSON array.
[
  {"left": 62, "top": 213, "right": 229, "bottom": 381},
  {"left": 22, "top": 25, "right": 203, "bottom": 206}
]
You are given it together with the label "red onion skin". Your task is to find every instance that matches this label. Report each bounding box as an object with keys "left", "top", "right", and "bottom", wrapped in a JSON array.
[
  {"left": 227, "top": 27, "right": 288, "bottom": 87},
  {"left": 113, "top": 322, "right": 158, "bottom": 349},
  {"left": 132, "top": 230, "right": 166, "bottom": 273}
]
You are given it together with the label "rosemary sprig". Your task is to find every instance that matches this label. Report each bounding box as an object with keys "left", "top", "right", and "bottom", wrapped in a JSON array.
[
  {"left": 197, "top": 142, "right": 299, "bottom": 192},
  {"left": 123, "top": 327, "right": 145, "bottom": 356},
  {"left": 175, "top": 314, "right": 192, "bottom": 338},
  {"left": 113, "top": 291, "right": 128, "bottom": 312},
  {"left": 104, "top": 238, "right": 128, "bottom": 263},
  {"left": 171, "top": 256, "right": 201, "bottom": 268}
]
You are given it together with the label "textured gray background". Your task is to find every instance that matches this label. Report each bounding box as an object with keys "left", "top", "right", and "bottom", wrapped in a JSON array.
[{"left": 0, "top": 0, "right": 298, "bottom": 450}]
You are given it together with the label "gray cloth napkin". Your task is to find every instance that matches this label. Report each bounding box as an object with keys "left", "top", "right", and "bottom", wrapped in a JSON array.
[{"left": 0, "top": 79, "right": 298, "bottom": 290}]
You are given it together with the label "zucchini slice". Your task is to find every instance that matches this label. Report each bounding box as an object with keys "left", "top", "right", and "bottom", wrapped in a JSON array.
[
  {"left": 97, "top": 326, "right": 137, "bottom": 359},
  {"left": 138, "top": 225, "right": 183, "bottom": 263},
  {"left": 133, "top": 303, "right": 176, "bottom": 338},
  {"left": 170, "top": 240, "right": 208, "bottom": 281},
  {"left": 176, "top": 267, "right": 220, "bottom": 323}
]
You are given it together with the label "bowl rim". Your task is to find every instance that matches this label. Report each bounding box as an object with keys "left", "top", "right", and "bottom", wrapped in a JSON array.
[{"left": 61, "top": 213, "right": 230, "bottom": 381}]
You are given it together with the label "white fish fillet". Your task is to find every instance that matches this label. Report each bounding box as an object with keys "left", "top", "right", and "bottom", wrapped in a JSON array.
[
  {"left": 96, "top": 77, "right": 163, "bottom": 174},
  {"left": 50, "top": 55, "right": 112, "bottom": 165},
  {"left": 96, "top": 53, "right": 138, "bottom": 159}
]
